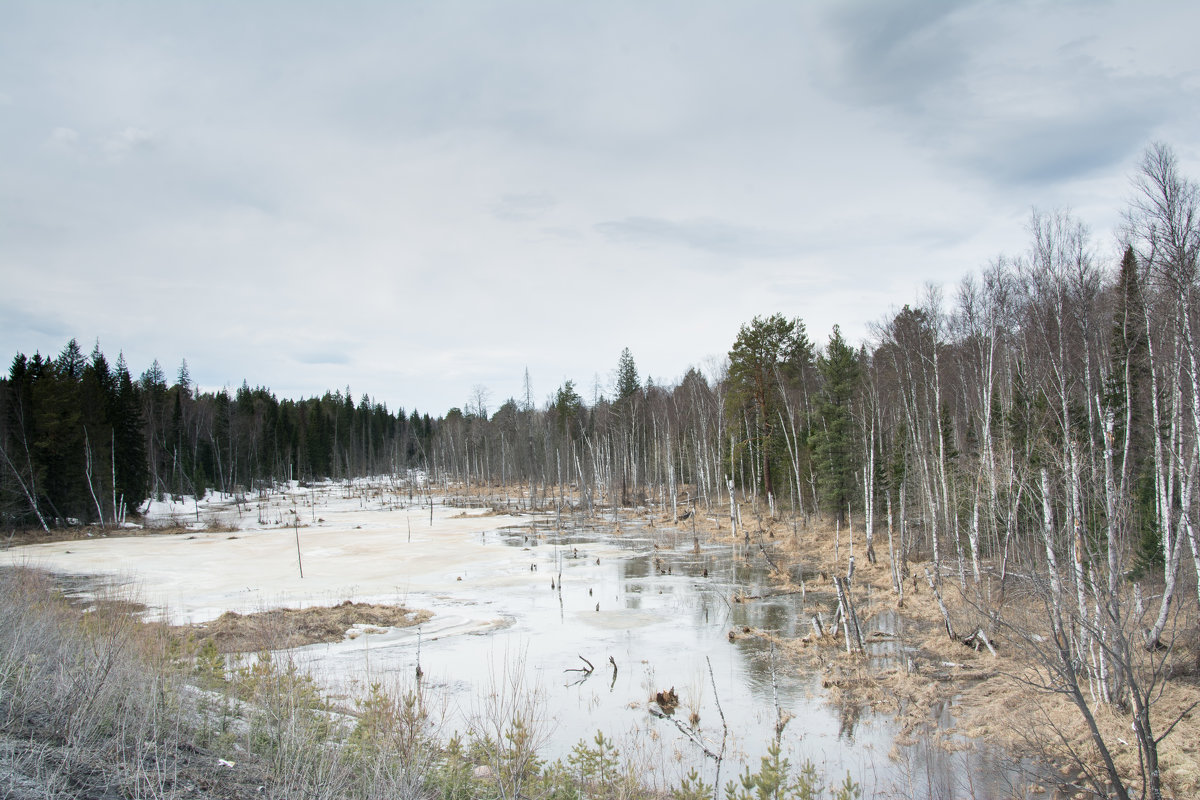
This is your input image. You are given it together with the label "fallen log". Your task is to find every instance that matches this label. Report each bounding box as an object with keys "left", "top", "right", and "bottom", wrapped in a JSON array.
[
  {"left": 924, "top": 567, "right": 955, "bottom": 640},
  {"left": 962, "top": 627, "right": 998, "bottom": 656},
  {"left": 833, "top": 577, "right": 865, "bottom": 653}
]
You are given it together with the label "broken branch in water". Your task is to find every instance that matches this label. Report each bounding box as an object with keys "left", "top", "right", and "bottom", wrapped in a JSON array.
[
  {"left": 564, "top": 654, "right": 594, "bottom": 674},
  {"left": 707, "top": 655, "right": 728, "bottom": 790},
  {"left": 650, "top": 705, "right": 722, "bottom": 760}
]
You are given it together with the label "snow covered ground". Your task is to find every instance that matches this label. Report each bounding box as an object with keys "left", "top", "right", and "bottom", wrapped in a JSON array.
[
  {"left": 8, "top": 481, "right": 564, "bottom": 625},
  {"left": 4, "top": 480, "right": 1029, "bottom": 796}
]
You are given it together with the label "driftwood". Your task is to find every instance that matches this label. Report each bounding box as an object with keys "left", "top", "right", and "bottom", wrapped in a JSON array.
[
  {"left": 925, "top": 567, "right": 956, "bottom": 640},
  {"left": 649, "top": 705, "right": 722, "bottom": 759},
  {"left": 564, "top": 654, "right": 594, "bottom": 674},
  {"left": 647, "top": 663, "right": 725, "bottom": 764},
  {"left": 833, "top": 577, "right": 866, "bottom": 652},
  {"left": 737, "top": 589, "right": 806, "bottom": 601},
  {"left": 962, "top": 627, "right": 998, "bottom": 656}
]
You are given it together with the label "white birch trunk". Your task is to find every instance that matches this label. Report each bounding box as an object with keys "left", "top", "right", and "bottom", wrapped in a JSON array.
[{"left": 1040, "top": 468, "right": 1064, "bottom": 628}]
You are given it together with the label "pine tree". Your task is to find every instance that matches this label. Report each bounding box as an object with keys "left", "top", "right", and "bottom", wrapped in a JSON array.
[
  {"left": 1, "top": 353, "right": 49, "bottom": 528},
  {"left": 78, "top": 342, "right": 115, "bottom": 523},
  {"left": 727, "top": 314, "right": 811, "bottom": 499},
  {"left": 36, "top": 345, "right": 86, "bottom": 521},
  {"left": 56, "top": 338, "right": 86, "bottom": 380},
  {"left": 176, "top": 359, "right": 192, "bottom": 399}
]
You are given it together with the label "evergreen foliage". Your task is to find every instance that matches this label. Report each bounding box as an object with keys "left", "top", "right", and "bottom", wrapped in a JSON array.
[
  {"left": 726, "top": 314, "right": 813, "bottom": 499},
  {"left": 811, "top": 326, "right": 860, "bottom": 521},
  {"left": 615, "top": 348, "right": 640, "bottom": 405},
  {"left": 1, "top": 343, "right": 431, "bottom": 526}
]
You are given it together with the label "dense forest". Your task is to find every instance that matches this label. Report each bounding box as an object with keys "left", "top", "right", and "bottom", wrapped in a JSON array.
[{"left": 0, "top": 348, "right": 436, "bottom": 530}]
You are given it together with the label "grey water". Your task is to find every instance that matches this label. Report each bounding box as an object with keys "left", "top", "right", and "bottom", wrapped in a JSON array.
[{"left": 294, "top": 518, "right": 1054, "bottom": 799}]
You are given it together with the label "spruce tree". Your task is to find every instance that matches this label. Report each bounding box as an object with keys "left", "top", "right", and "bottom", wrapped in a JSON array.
[
  {"left": 1105, "top": 245, "right": 1158, "bottom": 572},
  {"left": 812, "top": 326, "right": 861, "bottom": 522},
  {"left": 554, "top": 380, "right": 583, "bottom": 438},
  {"left": 113, "top": 355, "right": 148, "bottom": 514},
  {"left": 615, "top": 348, "right": 641, "bottom": 404}
]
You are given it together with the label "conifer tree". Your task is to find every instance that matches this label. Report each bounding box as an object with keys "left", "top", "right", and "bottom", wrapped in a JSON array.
[
  {"left": 554, "top": 380, "right": 583, "bottom": 438},
  {"left": 615, "top": 348, "right": 641, "bottom": 404},
  {"left": 726, "top": 314, "right": 811, "bottom": 500},
  {"left": 113, "top": 355, "right": 148, "bottom": 514},
  {"left": 812, "top": 326, "right": 861, "bottom": 522},
  {"left": 1105, "top": 245, "right": 1158, "bottom": 571}
]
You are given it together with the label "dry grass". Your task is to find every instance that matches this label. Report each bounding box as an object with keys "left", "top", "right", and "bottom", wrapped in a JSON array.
[
  {"left": 606, "top": 497, "right": 1200, "bottom": 798},
  {"left": 188, "top": 601, "right": 433, "bottom": 653},
  {"left": 1, "top": 524, "right": 128, "bottom": 548},
  {"left": 770, "top": 517, "right": 1199, "bottom": 798}
]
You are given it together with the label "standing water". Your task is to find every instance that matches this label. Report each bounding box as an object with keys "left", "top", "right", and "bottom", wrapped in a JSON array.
[
  {"left": 11, "top": 486, "right": 1053, "bottom": 799},
  {"left": 289, "top": 514, "right": 1044, "bottom": 798}
]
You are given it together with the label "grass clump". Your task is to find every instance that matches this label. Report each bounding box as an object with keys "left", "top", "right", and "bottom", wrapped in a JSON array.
[{"left": 191, "top": 600, "right": 432, "bottom": 652}]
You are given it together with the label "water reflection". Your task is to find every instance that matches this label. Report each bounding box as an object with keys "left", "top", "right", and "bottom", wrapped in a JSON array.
[{"left": 291, "top": 516, "right": 1054, "bottom": 799}]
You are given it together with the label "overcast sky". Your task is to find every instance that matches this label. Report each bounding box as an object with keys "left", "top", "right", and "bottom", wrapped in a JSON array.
[{"left": 3, "top": 1, "right": 1199, "bottom": 415}]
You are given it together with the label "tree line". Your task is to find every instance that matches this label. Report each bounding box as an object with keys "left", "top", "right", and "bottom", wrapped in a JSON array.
[
  {"left": 3, "top": 144, "right": 1199, "bottom": 626},
  {"left": 408, "top": 146, "right": 1200, "bottom": 797},
  {"left": 1, "top": 346, "right": 435, "bottom": 530}
]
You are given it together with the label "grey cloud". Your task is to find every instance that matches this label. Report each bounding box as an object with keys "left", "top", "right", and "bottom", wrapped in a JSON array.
[
  {"left": 539, "top": 226, "right": 583, "bottom": 242},
  {"left": 491, "top": 192, "right": 556, "bottom": 222},
  {"left": 103, "top": 127, "right": 157, "bottom": 159},
  {"left": 595, "top": 217, "right": 801, "bottom": 259},
  {"left": 295, "top": 352, "right": 352, "bottom": 366},
  {"left": 962, "top": 108, "right": 1153, "bottom": 186},
  {"left": 0, "top": 303, "right": 72, "bottom": 345},
  {"left": 951, "top": 57, "right": 1189, "bottom": 185},
  {"left": 817, "top": 1, "right": 1196, "bottom": 186},
  {"left": 49, "top": 127, "right": 79, "bottom": 145},
  {"left": 41, "top": 125, "right": 158, "bottom": 167},
  {"left": 823, "top": 0, "right": 970, "bottom": 111}
]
